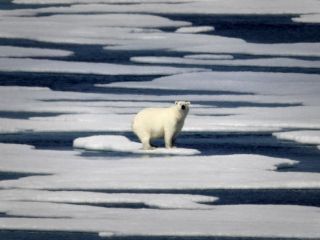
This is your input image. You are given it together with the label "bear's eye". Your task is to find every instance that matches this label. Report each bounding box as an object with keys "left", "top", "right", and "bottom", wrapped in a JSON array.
[{"left": 181, "top": 105, "right": 186, "bottom": 110}]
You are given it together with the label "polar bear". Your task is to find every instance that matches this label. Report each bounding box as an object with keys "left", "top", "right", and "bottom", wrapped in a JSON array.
[{"left": 132, "top": 101, "right": 190, "bottom": 150}]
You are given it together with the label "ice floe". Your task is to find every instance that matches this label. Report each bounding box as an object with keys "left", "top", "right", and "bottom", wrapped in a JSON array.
[
  {"left": 11, "top": 0, "right": 320, "bottom": 15},
  {"left": 175, "top": 26, "right": 214, "bottom": 34},
  {"left": 273, "top": 130, "right": 320, "bottom": 149},
  {"left": 0, "top": 203, "right": 319, "bottom": 239},
  {"left": 292, "top": 13, "right": 320, "bottom": 23},
  {"left": 1, "top": 143, "right": 320, "bottom": 190},
  {"left": 0, "top": 189, "right": 216, "bottom": 209},
  {"left": 130, "top": 56, "right": 320, "bottom": 69},
  {"left": 73, "top": 135, "right": 200, "bottom": 155},
  {"left": 0, "top": 58, "right": 205, "bottom": 75},
  {"left": 184, "top": 54, "right": 234, "bottom": 60},
  {"left": 0, "top": 46, "right": 73, "bottom": 58},
  {"left": 98, "top": 71, "right": 320, "bottom": 130}
]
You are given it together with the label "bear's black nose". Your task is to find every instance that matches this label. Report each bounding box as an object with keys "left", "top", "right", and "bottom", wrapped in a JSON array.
[{"left": 181, "top": 105, "right": 186, "bottom": 110}]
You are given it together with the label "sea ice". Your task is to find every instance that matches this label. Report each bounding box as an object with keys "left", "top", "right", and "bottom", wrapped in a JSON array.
[
  {"left": 184, "top": 54, "right": 234, "bottom": 60},
  {"left": 11, "top": 0, "right": 320, "bottom": 15},
  {"left": 273, "top": 130, "right": 320, "bottom": 149},
  {"left": 0, "top": 46, "right": 73, "bottom": 58},
  {"left": 0, "top": 58, "right": 205, "bottom": 75},
  {"left": 175, "top": 26, "right": 214, "bottom": 33},
  {"left": 292, "top": 13, "right": 320, "bottom": 23},
  {"left": 73, "top": 135, "right": 200, "bottom": 155},
  {"left": 0, "top": 203, "right": 319, "bottom": 239},
  {"left": 0, "top": 189, "right": 216, "bottom": 209},
  {"left": 130, "top": 56, "right": 320, "bottom": 69},
  {"left": 2, "top": 143, "right": 320, "bottom": 190}
]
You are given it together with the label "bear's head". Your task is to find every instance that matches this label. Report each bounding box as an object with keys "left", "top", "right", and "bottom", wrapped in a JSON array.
[{"left": 175, "top": 101, "right": 191, "bottom": 115}]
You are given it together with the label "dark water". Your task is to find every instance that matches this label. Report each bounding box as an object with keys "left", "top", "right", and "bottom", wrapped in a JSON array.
[{"left": 162, "top": 14, "right": 320, "bottom": 44}]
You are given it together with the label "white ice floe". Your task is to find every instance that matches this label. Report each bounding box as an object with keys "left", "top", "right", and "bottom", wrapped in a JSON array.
[
  {"left": 105, "top": 32, "right": 320, "bottom": 57},
  {"left": 0, "top": 46, "right": 73, "bottom": 58},
  {"left": 105, "top": 71, "right": 320, "bottom": 99},
  {"left": 11, "top": 0, "right": 320, "bottom": 15},
  {"left": 175, "top": 26, "right": 214, "bottom": 34},
  {"left": 0, "top": 58, "right": 205, "bottom": 75},
  {"left": 0, "top": 203, "right": 319, "bottom": 239},
  {"left": 73, "top": 135, "right": 200, "bottom": 155},
  {"left": 130, "top": 56, "right": 320, "bottom": 69},
  {"left": 184, "top": 54, "right": 234, "bottom": 60},
  {"left": 0, "top": 13, "right": 189, "bottom": 44},
  {"left": 1, "top": 143, "right": 320, "bottom": 190},
  {"left": 0, "top": 11, "right": 319, "bottom": 57},
  {"left": 98, "top": 71, "right": 320, "bottom": 130},
  {"left": 292, "top": 13, "right": 320, "bottom": 23},
  {"left": 2, "top": 70, "right": 320, "bottom": 134},
  {"left": 0, "top": 189, "right": 216, "bottom": 209},
  {"left": 273, "top": 130, "right": 320, "bottom": 149}
]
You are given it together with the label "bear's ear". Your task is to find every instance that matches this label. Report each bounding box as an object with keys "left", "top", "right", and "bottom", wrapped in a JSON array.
[
  {"left": 186, "top": 101, "right": 191, "bottom": 105},
  {"left": 175, "top": 101, "right": 179, "bottom": 105}
]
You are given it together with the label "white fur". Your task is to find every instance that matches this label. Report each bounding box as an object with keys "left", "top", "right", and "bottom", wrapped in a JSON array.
[{"left": 132, "top": 101, "right": 190, "bottom": 150}]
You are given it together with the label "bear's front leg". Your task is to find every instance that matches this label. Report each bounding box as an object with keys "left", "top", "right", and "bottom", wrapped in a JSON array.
[{"left": 164, "top": 128, "right": 174, "bottom": 149}]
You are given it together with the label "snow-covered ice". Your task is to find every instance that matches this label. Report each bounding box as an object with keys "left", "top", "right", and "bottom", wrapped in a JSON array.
[
  {"left": 10, "top": 0, "right": 320, "bottom": 15},
  {"left": 175, "top": 26, "right": 214, "bottom": 33},
  {"left": 73, "top": 135, "right": 200, "bottom": 155},
  {"left": 2, "top": 143, "right": 320, "bottom": 190},
  {"left": 130, "top": 56, "right": 320, "bottom": 69},
  {"left": 184, "top": 54, "right": 234, "bottom": 60},
  {"left": 0, "top": 203, "right": 319, "bottom": 239},
  {"left": 0, "top": 0, "right": 320, "bottom": 239},
  {"left": 0, "top": 189, "right": 216, "bottom": 210},
  {"left": 0, "top": 58, "right": 205, "bottom": 75},
  {"left": 292, "top": 13, "right": 320, "bottom": 23},
  {"left": 0, "top": 46, "right": 73, "bottom": 58},
  {"left": 273, "top": 130, "right": 320, "bottom": 150}
]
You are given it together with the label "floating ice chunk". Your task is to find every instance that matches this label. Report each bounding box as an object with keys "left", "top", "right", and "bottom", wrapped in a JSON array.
[
  {"left": 184, "top": 54, "right": 234, "bottom": 60},
  {"left": 3, "top": 143, "right": 320, "bottom": 191},
  {"left": 73, "top": 135, "right": 200, "bottom": 155},
  {"left": 292, "top": 13, "right": 320, "bottom": 23},
  {"left": 0, "top": 203, "right": 319, "bottom": 239},
  {"left": 0, "top": 46, "right": 73, "bottom": 58},
  {"left": 273, "top": 130, "right": 320, "bottom": 149},
  {"left": 130, "top": 56, "right": 320, "bottom": 69},
  {"left": 0, "top": 189, "right": 217, "bottom": 209},
  {"left": 11, "top": 0, "right": 320, "bottom": 15},
  {"left": 0, "top": 13, "right": 189, "bottom": 44},
  {"left": 175, "top": 26, "right": 214, "bottom": 33},
  {"left": 0, "top": 58, "right": 205, "bottom": 75}
]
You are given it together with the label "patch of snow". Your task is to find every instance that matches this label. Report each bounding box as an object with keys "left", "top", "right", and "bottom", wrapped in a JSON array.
[
  {"left": 175, "top": 26, "right": 214, "bottom": 33},
  {"left": 0, "top": 46, "right": 73, "bottom": 58}
]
